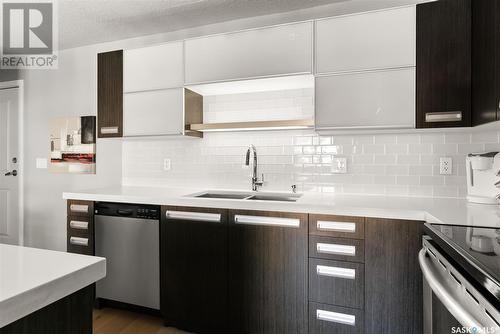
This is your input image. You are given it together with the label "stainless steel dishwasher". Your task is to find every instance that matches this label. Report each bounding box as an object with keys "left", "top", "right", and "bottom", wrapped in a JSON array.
[{"left": 94, "top": 202, "right": 160, "bottom": 310}]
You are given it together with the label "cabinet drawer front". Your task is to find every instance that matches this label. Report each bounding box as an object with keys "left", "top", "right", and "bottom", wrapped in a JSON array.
[
  {"left": 315, "top": 68, "right": 415, "bottom": 130},
  {"left": 67, "top": 236, "right": 93, "bottom": 255},
  {"left": 185, "top": 22, "right": 313, "bottom": 84},
  {"left": 123, "top": 88, "right": 183, "bottom": 137},
  {"left": 309, "top": 258, "right": 364, "bottom": 309},
  {"left": 309, "top": 236, "right": 364, "bottom": 263},
  {"left": 67, "top": 215, "right": 93, "bottom": 238},
  {"left": 309, "top": 214, "right": 364, "bottom": 239},
  {"left": 315, "top": 6, "right": 416, "bottom": 74},
  {"left": 309, "top": 302, "right": 364, "bottom": 334},
  {"left": 67, "top": 200, "right": 93, "bottom": 217},
  {"left": 69, "top": 220, "right": 89, "bottom": 230}
]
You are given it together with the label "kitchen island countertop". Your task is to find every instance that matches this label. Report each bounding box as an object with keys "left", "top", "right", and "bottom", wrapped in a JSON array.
[{"left": 0, "top": 244, "right": 105, "bottom": 328}]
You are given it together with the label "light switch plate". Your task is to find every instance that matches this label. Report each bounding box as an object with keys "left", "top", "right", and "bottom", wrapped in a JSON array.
[
  {"left": 439, "top": 157, "right": 452, "bottom": 175},
  {"left": 36, "top": 158, "right": 47, "bottom": 169}
]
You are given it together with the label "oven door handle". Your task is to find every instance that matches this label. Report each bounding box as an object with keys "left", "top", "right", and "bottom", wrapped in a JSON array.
[{"left": 419, "top": 249, "right": 484, "bottom": 330}]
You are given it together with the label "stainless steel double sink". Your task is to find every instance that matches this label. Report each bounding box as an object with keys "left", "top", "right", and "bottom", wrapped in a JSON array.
[{"left": 191, "top": 191, "right": 302, "bottom": 202}]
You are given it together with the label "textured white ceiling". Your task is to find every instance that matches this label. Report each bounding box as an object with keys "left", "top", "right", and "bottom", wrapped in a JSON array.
[
  {"left": 58, "top": 0, "right": 349, "bottom": 49},
  {"left": 58, "top": 0, "right": 426, "bottom": 50}
]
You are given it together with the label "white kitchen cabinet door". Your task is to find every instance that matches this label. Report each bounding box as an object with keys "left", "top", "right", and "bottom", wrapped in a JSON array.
[
  {"left": 315, "top": 6, "right": 416, "bottom": 74},
  {"left": 123, "top": 88, "right": 184, "bottom": 137},
  {"left": 315, "top": 68, "right": 415, "bottom": 129},
  {"left": 123, "top": 42, "right": 184, "bottom": 93},
  {"left": 184, "top": 22, "right": 313, "bottom": 84}
]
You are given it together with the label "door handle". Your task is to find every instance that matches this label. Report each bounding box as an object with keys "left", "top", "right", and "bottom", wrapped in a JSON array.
[{"left": 4, "top": 170, "right": 17, "bottom": 176}]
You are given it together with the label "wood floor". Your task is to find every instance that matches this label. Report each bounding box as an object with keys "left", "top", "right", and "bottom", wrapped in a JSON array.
[{"left": 93, "top": 308, "right": 191, "bottom": 334}]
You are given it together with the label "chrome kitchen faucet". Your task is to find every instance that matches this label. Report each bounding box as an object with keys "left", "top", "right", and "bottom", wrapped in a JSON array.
[{"left": 245, "top": 145, "right": 264, "bottom": 191}]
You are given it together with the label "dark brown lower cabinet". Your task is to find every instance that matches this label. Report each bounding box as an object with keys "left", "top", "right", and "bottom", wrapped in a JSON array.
[
  {"left": 67, "top": 200, "right": 94, "bottom": 256},
  {"left": 158, "top": 207, "right": 424, "bottom": 334},
  {"left": 160, "top": 206, "right": 228, "bottom": 333},
  {"left": 364, "top": 218, "right": 424, "bottom": 334},
  {"left": 228, "top": 210, "right": 308, "bottom": 334},
  {"left": 0, "top": 285, "right": 93, "bottom": 334}
]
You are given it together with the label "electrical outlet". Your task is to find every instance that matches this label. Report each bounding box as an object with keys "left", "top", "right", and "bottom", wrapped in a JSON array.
[
  {"left": 332, "top": 157, "right": 347, "bottom": 174},
  {"left": 439, "top": 157, "right": 452, "bottom": 175},
  {"left": 163, "top": 158, "right": 171, "bottom": 171}
]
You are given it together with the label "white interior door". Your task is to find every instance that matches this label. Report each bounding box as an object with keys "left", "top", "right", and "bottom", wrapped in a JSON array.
[{"left": 0, "top": 88, "right": 20, "bottom": 245}]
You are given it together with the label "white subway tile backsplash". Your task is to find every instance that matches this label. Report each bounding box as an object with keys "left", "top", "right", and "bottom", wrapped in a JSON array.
[
  {"left": 374, "top": 155, "right": 397, "bottom": 165},
  {"left": 458, "top": 143, "right": 485, "bottom": 154},
  {"left": 421, "top": 134, "right": 445, "bottom": 144},
  {"left": 121, "top": 89, "right": 500, "bottom": 199},
  {"left": 397, "top": 175, "right": 420, "bottom": 186},
  {"left": 420, "top": 176, "right": 445, "bottom": 186},
  {"left": 397, "top": 155, "right": 421, "bottom": 165},
  {"left": 445, "top": 133, "right": 471, "bottom": 144},
  {"left": 363, "top": 144, "right": 385, "bottom": 154},
  {"left": 385, "top": 144, "right": 408, "bottom": 155},
  {"left": 471, "top": 131, "right": 498, "bottom": 143},
  {"left": 409, "top": 165, "right": 433, "bottom": 176},
  {"left": 409, "top": 144, "right": 432, "bottom": 154},
  {"left": 397, "top": 134, "right": 420, "bottom": 144},
  {"left": 432, "top": 144, "right": 458, "bottom": 155}
]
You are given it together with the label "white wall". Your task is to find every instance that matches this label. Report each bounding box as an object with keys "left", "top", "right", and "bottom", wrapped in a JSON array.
[{"left": 21, "top": 46, "right": 122, "bottom": 250}]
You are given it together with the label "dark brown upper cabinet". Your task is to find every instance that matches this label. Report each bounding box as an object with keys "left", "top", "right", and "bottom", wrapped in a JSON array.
[
  {"left": 472, "top": 0, "right": 500, "bottom": 126},
  {"left": 416, "top": 0, "right": 472, "bottom": 128},
  {"left": 97, "top": 50, "right": 123, "bottom": 138}
]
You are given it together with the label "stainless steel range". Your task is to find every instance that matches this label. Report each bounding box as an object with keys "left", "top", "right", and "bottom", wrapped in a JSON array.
[{"left": 421, "top": 223, "right": 500, "bottom": 334}]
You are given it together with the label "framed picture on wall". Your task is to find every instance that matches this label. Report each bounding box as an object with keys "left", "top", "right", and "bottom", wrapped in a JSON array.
[{"left": 49, "top": 116, "right": 96, "bottom": 174}]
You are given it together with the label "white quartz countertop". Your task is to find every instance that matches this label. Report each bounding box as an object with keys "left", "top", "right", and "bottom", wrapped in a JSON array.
[
  {"left": 0, "top": 244, "right": 106, "bottom": 328},
  {"left": 63, "top": 186, "right": 500, "bottom": 228}
]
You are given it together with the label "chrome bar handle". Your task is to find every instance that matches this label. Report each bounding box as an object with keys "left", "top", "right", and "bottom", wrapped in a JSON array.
[
  {"left": 425, "top": 111, "right": 462, "bottom": 123},
  {"left": 317, "top": 243, "right": 356, "bottom": 256},
  {"left": 69, "top": 204, "right": 89, "bottom": 214},
  {"left": 69, "top": 220, "right": 89, "bottom": 230},
  {"left": 316, "top": 309, "right": 356, "bottom": 326},
  {"left": 234, "top": 215, "right": 300, "bottom": 228},
  {"left": 419, "top": 249, "right": 484, "bottom": 330},
  {"left": 316, "top": 265, "right": 356, "bottom": 279},
  {"left": 317, "top": 220, "right": 356, "bottom": 233},
  {"left": 69, "top": 237, "right": 89, "bottom": 247},
  {"left": 165, "top": 211, "right": 222, "bottom": 223},
  {"left": 100, "top": 126, "right": 119, "bottom": 134}
]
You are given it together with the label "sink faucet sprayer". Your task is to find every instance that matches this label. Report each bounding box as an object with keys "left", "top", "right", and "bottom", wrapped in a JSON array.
[{"left": 245, "top": 145, "right": 264, "bottom": 191}]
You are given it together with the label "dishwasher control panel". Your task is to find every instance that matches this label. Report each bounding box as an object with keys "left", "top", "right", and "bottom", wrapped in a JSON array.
[{"left": 94, "top": 202, "right": 160, "bottom": 220}]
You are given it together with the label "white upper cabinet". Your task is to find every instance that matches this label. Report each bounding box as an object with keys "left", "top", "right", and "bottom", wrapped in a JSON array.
[
  {"left": 123, "top": 42, "right": 184, "bottom": 93},
  {"left": 123, "top": 88, "right": 184, "bottom": 137},
  {"left": 184, "top": 22, "right": 313, "bottom": 84},
  {"left": 315, "top": 68, "right": 415, "bottom": 130},
  {"left": 315, "top": 6, "right": 416, "bottom": 74}
]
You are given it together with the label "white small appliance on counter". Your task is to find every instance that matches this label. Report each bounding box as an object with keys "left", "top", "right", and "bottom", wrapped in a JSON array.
[{"left": 466, "top": 152, "right": 500, "bottom": 204}]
